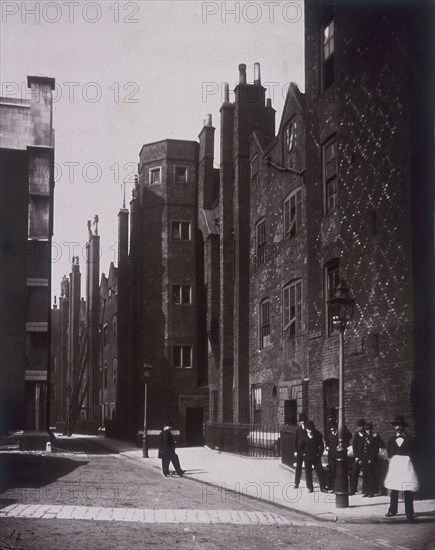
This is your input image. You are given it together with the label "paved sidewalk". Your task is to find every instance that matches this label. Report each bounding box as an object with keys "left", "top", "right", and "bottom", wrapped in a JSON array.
[
  {"left": 0, "top": 503, "right": 299, "bottom": 525},
  {"left": 67, "top": 435, "right": 435, "bottom": 524}
]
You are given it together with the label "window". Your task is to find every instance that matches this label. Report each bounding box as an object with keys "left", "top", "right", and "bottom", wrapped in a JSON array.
[
  {"left": 260, "top": 299, "right": 271, "bottom": 349},
  {"left": 174, "top": 166, "right": 188, "bottom": 183},
  {"left": 112, "top": 316, "right": 117, "bottom": 340},
  {"left": 325, "top": 261, "right": 339, "bottom": 334},
  {"left": 256, "top": 219, "right": 266, "bottom": 266},
  {"left": 103, "top": 323, "right": 109, "bottom": 347},
  {"left": 171, "top": 221, "right": 191, "bottom": 241},
  {"left": 149, "top": 167, "right": 161, "bottom": 185},
  {"left": 283, "top": 188, "right": 302, "bottom": 238},
  {"left": 173, "top": 345, "right": 192, "bottom": 368},
  {"left": 112, "top": 358, "right": 118, "bottom": 386},
  {"left": 103, "top": 364, "right": 108, "bottom": 389},
  {"left": 323, "top": 138, "right": 338, "bottom": 214},
  {"left": 211, "top": 390, "right": 218, "bottom": 423},
  {"left": 172, "top": 284, "right": 192, "bottom": 304},
  {"left": 284, "top": 120, "right": 296, "bottom": 153},
  {"left": 251, "top": 385, "right": 262, "bottom": 425},
  {"left": 322, "top": 17, "right": 335, "bottom": 91},
  {"left": 283, "top": 280, "right": 302, "bottom": 336}
]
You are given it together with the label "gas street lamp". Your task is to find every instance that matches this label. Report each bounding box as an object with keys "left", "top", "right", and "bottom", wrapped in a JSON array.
[
  {"left": 142, "top": 363, "right": 153, "bottom": 458},
  {"left": 328, "top": 280, "right": 356, "bottom": 509}
]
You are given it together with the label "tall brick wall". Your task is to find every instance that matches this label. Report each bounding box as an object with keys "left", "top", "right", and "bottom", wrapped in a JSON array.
[{"left": 304, "top": 0, "right": 433, "bottom": 442}]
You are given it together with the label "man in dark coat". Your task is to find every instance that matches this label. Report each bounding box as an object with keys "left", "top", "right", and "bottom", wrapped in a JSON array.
[
  {"left": 326, "top": 418, "right": 352, "bottom": 492},
  {"left": 301, "top": 420, "right": 326, "bottom": 493},
  {"left": 293, "top": 413, "right": 307, "bottom": 489},
  {"left": 384, "top": 416, "right": 419, "bottom": 521},
  {"left": 361, "top": 422, "right": 380, "bottom": 497},
  {"left": 350, "top": 418, "right": 366, "bottom": 495},
  {"left": 158, "top": 421, "right": 184, "bottom": 477}
]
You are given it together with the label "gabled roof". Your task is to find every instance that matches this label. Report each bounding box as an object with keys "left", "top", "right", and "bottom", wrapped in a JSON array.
[{"left": 277, "top": 82, "right": 305, "bottom": 136}]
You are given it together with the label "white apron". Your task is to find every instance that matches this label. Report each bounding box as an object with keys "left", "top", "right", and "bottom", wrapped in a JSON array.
[{"left": 384, "top": 455, "right": 419, "bottom": 492}]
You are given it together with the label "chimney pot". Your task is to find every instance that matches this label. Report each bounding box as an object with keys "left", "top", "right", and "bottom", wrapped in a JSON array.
[
  {"left": 238, "top": 63, "right": 247, "bottom": 84},
  {"left": 254, "top": 62, "right": 261, "bottom": 86},
  {"left": 266, "top": 98, "right": 272, "bottom": 108},
  {"left": 206, "top": 114, "right": 212, "bottom": 126}
]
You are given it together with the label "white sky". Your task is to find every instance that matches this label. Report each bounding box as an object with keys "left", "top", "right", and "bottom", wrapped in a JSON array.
[{"left": 1, "top": 0, "right": 305, "bottom": 299}]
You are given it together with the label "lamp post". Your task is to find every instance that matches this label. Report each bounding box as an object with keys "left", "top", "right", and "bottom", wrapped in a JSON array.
[
  {"left": 142, "top": 363, "right": 153, "bottom": 458},
  {"left": 327, "top": 280, "right": 356, "bottom": 509}
]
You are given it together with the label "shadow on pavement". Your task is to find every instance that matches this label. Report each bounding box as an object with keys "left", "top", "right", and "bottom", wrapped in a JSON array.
[
  {"left": 53, "top": 436, "right": 119, "bottom": 455},
  {"left": 0, "top": 453, "right": 88, "bottom": 493}
]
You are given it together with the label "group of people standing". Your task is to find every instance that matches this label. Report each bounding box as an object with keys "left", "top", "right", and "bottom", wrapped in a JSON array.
[{"left": 293, "top": 413, "right": 419, "bottom": 521}]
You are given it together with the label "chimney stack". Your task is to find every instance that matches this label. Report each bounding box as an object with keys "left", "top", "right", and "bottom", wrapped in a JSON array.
[
  {"left": 254, "top": 62, "right": 261, "bottom": 86},
  {"left": 224, "top": 82, "right": 230, "bottom": 103},
  {"left": 238, "top": 64, "right": 247, "bottom": 84}
]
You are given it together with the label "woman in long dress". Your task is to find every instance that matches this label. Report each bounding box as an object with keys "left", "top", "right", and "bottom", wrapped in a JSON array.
[{"left": 384, "top": 415, "right": 419, "bottom": 521}]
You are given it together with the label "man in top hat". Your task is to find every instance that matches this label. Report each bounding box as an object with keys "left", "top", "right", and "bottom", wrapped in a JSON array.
[
  {"left": 293, "top": 412, "right": 307, "bottom": 489},
  {"left": 350, "top": 418, "right": 367, "bottom": 495},
  {"left": 301, "top": 420, "right": 327, "bottom": 493},
  {"left": 384, "top": 415, "right": 419, "bottom": 521},
  {"left": 361, "top": 422, "right": 381, "bottom": 497},
  {"left": 158, "top": 421, "right": 184, "bottom": 477}
]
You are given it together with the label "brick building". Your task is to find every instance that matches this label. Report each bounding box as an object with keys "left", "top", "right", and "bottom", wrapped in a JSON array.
[
  {"left": 303, "top": 0, "right": 433, "bottom": 446},
  {"left": 248, "top": 82, "right": 307, "bottom": 430},
  {"left": 204, "top": 0, "right": 433, "bottom": 479},
  {"left": 99, "top": 263, "right": 118, "bottom": 424},
  {"left": 51, "top": 219, "right": 103, "bottom": 435},
  {"left": 1, "top": 76, "right": 56, "bottom": 436},
  {"left": 124, "top": 139, "right": 208, "bottom": 445}
]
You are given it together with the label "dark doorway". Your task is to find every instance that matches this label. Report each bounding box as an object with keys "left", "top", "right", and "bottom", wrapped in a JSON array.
[{"left": 185, "top": 407, "right": 204, "bottom": 446}]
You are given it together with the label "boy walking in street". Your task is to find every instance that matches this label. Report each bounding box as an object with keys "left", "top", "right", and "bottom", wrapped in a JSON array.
[{"left": 158, "top": 421, "right": 185, "bottom": 477}]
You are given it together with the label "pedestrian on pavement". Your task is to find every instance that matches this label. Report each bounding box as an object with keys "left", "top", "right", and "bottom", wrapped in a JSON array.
[
  {"left": 350, "top": 418, "right": 366, "bottom": 495},
  {"left": 158, "top": 421, "right": 184, "bottom": 477},
  {"left": 361, "top": 422, "right": 380, "bottom": 497},
  {"left": 325, "top": 417, "right": 352, "bottom": 492},
  {"left": 293, "top": 412, "right": 307, "bottom": 489},
  {"left": 384, "top": 415, "right": 419, "bottom": 522},
  {"left": 301, "top": 420, "right": 327, "bottom": 493}
]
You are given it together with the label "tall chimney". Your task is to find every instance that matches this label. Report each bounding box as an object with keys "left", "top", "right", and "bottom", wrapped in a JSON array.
[
  {"left": 254, "top": 62, "right": 261, "bottom": 86},
  {"left": 198, "top": 113, "right": 216, "bottom": 209},
  {"left": 265, "top": 97, "right": 276, "bottom": 137},
  {"left": 238, "top": 64, "right": 247, "bottom": 84},
  {"left": 224, "top": 82, "right": 230, "bottom": 103}
]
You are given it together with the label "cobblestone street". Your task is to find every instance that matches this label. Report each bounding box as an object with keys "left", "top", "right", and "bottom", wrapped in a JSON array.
[{"left": 1, "top": 438, "right": 434, "bottom": 549}]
